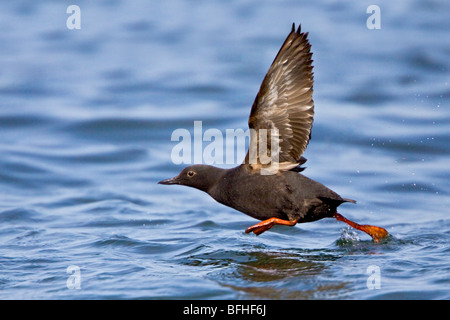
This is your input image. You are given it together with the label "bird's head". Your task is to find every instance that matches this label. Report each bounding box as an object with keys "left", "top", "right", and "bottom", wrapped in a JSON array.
[{"left": 158, "top": 165, "right": 224, "bottom": 192}]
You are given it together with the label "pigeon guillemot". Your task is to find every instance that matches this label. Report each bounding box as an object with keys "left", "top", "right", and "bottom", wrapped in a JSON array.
[{"left": 159, "top": 24, "right": 389, "bottom": 242}]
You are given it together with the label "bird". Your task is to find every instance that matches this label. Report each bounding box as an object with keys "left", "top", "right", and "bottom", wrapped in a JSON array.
[{"left": 158, "top": 23, "right": 389, "bottom": 242}]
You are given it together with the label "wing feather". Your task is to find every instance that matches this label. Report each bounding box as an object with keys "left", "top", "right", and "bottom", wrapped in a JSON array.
[{"left": 244, "top": 24, "right": 314, "bottom": 172}]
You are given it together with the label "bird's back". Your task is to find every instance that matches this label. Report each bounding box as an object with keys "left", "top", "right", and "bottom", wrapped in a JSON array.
[{"left": 208, "top": 165, "right": 351, "bottom": 223}]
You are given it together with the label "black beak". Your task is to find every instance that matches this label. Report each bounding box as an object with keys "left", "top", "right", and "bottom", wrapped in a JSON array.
[{"left": 158, "top": 176, "right": 179, "bottom": 185}]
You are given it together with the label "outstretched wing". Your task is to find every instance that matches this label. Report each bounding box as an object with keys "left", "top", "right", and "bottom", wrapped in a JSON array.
[{"left": 244, "top": 23, "right": 314, "bottom": 172}]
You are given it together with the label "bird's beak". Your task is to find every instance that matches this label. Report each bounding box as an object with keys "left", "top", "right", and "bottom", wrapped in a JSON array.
[{"left": 158, "top": 176, "right": 179, "bottom": 185}]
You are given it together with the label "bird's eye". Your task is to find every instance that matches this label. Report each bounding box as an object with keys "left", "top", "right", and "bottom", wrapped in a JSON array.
[{"left": 187, "top": 171, "right": 195, "bottom": 177}]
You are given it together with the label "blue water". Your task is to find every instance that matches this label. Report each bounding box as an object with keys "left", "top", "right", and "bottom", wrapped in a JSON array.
[{"left": 0, "top": 0, "right": 449, "bottom": 300}]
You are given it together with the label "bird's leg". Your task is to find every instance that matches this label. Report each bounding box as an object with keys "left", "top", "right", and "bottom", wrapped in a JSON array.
[
  {"left": 334, "top": 213, "right": 388, "bottom": 243},
  {"left": 245, "top": 218, "right": 297, "bottom": 236}
]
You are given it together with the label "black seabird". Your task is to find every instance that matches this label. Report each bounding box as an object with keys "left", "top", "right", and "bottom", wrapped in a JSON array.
[{"left": 159, "top": 24, "right": 388, "bottom": 242}]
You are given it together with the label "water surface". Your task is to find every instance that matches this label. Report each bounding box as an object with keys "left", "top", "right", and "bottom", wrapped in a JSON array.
[{"left": 0, "top": 0, "right": 449, "bottom": 300}]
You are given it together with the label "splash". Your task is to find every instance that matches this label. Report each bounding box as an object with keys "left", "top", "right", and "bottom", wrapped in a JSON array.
[{"left": 336, "top": 227, "right": 361, "bottom": 246}]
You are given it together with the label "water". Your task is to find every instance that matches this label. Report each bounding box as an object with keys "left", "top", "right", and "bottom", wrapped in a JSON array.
[{"left": 0, "top": 0, "right": 449, "bottom": 300}]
